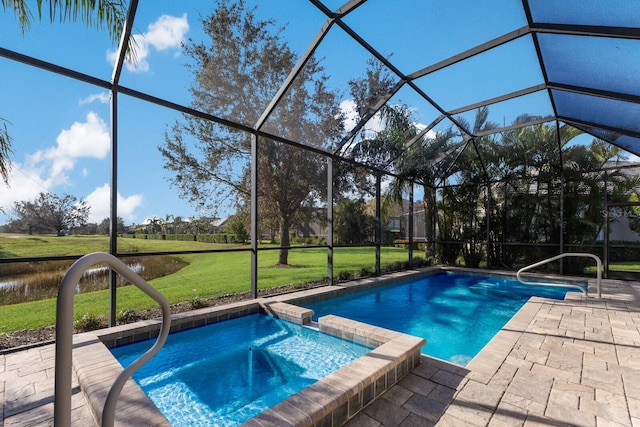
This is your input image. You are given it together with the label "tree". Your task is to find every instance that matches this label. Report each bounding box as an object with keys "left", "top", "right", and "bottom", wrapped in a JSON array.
[
  {"left": 334, "top": 198, "right": 373, "bottom": 244},
  {"left": 0, "top": 118, "right": 12, "bottom": 185},
  {"left": 159, "top": 0, "right": 343, "bottom": 265},
  {"left": 226, "top": 211, "right": 250, "bottom": 243},
  {"left": 98, "top": 216, "right": 125, "bottom": 234},
  {"left": 144, "top": 217, "right": 163, "bottom": 234},
  {"left": 1, "top": 0, "right": 126, "bottom": 43},
  {"left": 347, "top": 60, "right": 457, "bottom": 261},
  {"left": 11, "top": 192, "right": 90, "bottom": 235}
]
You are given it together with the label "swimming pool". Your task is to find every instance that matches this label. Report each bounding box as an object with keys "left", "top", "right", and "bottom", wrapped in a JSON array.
[
  {"left": 110, "top": 313, "right": 370, "bottom": 427},
  {"left": 304, "top": 271, "right": 583, "bottom": 365}
]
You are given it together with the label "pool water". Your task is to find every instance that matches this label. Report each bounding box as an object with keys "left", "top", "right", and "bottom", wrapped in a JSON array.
[
  {"left": 111, "top": 314, "right": 370, "bottom": 427},
  {"left": 305, "top": 272, "right": 582, "bottom": 366}
]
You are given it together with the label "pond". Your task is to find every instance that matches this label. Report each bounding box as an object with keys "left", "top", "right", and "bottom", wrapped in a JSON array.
[{"left": 0, "top": 255, "right": 188, "bottom": 305}]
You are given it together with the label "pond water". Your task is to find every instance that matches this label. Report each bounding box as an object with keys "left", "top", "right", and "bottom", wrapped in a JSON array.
[{"left": 0, "top": 256, "right": 185, "bottom": 305}]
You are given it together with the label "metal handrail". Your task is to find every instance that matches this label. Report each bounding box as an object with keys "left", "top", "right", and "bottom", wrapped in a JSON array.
[
  {"left": 516, "top": 252, "right": 602, "bottom": 299},
  {"left": 54, "top": 252, "right": 172, "bottom": 427}
]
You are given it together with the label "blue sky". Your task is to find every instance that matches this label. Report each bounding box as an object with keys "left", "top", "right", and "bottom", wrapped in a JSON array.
[
  {"left": 0, "top": 1, "right": 633, "bottom": 227},
  {"left": 0, "top": 3, "right": 197, "bottom": 225}
]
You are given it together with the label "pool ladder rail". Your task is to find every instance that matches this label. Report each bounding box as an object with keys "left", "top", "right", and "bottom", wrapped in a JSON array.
[
  {"left": 53, "top": 252, "right": 172, "bottom": 427},
  {"left": 516, "top": 252, "right": 602, "bottom": 299}
]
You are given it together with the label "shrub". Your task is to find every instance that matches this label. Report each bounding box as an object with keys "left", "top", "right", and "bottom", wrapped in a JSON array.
[
  {"left": 336, "top": 270, "right": 352, "bottom": 281},
  {"left": 359, "top": 266, "right": 374, "bottom": 278},
  {"left": 190, "top": 296, "right": 207, "bottom": 309},
  {"left": 116, "top": 309, "right": 137, "bottom": 324},
  {"left": 74, "top": 313, "right": 105, "bottom": 332}
]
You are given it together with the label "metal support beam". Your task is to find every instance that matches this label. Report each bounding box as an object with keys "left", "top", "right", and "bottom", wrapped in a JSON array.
[
  {"left": 531, "top": 22, "right": 640, "bottom": 40},
  {"left": 448, "top": 84, "right": 547, "bottom": 116},
  {"left": 408, "top": 183, "right": 414, "bottom": 266},
  {"left": 375, "top": 174, "right": 381, "bottom": 276},
  {"left": 0, "top": 47, "right": 110, "bottom": 89},
  {"left": 250, "top": 134, "right": 259, "bottom": 298},
  {"left": 327, "top": 157, "right": 334, "bottom": 285},
  {"left": 106, "top": 0, "right": 138, "bottom": 327},
  {"left": 603, "top": 172, "right": 609, "bottom": 279},
  {"left": 108, "top": 91, "right": 118, "bottom": 327},
  {"left": 548, "top": 82, "right": 640, "bottom": 105},
  {"left": 560, "top": 174, "right": 565, "bottom": 274},
  {"left": 255, "top": 18, "right": 334, "bottom": 130},
  {"left": 408, "top": 26, "right": 530, "bottom": 80},
  {"left": 562, "top": 117, "right": 640, "bottom": 140}
]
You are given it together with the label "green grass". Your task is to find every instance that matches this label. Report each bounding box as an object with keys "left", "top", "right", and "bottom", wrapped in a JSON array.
[
  {"left": 585, "top": 262, "right": 640, "bottom": 273},
  {"left": 0, "top": 234, "right": 411, "bottom": 333},
  {"left": 0, "top": 233, "right": 232, "bottom": 258}
]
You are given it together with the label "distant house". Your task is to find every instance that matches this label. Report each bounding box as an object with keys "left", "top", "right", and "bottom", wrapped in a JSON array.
[
  {"left": 210, "top": 217, "right": 229, "bottom": 233},
  {"left": 387, "top": 199, "right": 427, "bottom": 241},
  {"left": 601, "top": 161, "right": 640, "bottom": 242},
  {"left": 294, "top": 207, "right": 327, "bottom": 239}
]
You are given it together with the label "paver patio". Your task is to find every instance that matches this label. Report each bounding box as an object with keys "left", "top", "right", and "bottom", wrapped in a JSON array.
[{"left": 1, "top": 276, "right": 638, "bottom": 426}]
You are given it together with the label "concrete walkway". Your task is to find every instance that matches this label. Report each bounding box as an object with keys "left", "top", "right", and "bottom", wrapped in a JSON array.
[
  {"left": 0, "top": 344, "right": 94, "bottom": 426},
  {"left": 1, "top": 277, "right": 639, "bottom": 426}
]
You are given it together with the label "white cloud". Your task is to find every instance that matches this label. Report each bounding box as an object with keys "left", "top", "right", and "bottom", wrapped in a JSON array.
[
  {"left": 414, "top": 122, "right": 437, "bottom": 140},
  {"left": 107, "top": 13, "right": 189, "bottom": 73},
  {"left": 0, "top": 163, "right": 50, "bottom": 210},
  {"left": 0, "top": 112, "right": 110, "bottom": 218},
  {"left": 85, "top": 184, "right": 143, "bottom": 223},
  {"left": 43, "top": 112, "right": 110, "bottom": 184},
  {"left": 340, "top": 99, "right": 384, "bottom": 135},
  {"left": 79, "top": 92, "right": 110, "bottom": 105},
  {"left": 146, "top": 14, "right": 190, "bottom": 50},
  {"left": 341, "top": 99, "right": 436, "bottom": 144}
]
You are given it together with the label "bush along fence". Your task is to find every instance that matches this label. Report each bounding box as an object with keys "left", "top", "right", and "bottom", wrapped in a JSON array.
[{"left": 119, "top": 233, "right": 246, "bottom": 244}]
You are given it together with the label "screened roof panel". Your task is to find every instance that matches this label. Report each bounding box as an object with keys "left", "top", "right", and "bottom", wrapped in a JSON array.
[
  {"left": 528, "top": 0, "right": 640, "bottom": 27},
  {"left": 392, "top": 85, "right": 443, "bottom": 130},
  {"left": 573, "top": 124, "right": 640, "bottom": 159},
  {"left": 340, "top": 85, "right": 446, "bottom": 168},
  {"left": 539, "top": 34, "right": 640, "bottom": 97},
  {"left": 341, "top": 0, "right": 527, "bottom": 76},
  {"left": 612, "top": 136, "right": 640, "bottom": 158},
  {"left": 553, "top": 90, "right": 640, "bottom": 141},
  {"left": 383, "top": 119, "right": 465, "bottom": 183},
  {"left": 119, "top": 1, "right": 330, "bottom": 123},
  {"left": 454, "top": 91, "right": 554, "bottom": 134},
  {"left": 261, "top": 25, "right": 395, "bottom": 148},
  {"left": 2, "top": 0, "right": 640, "bottom": 205},
  {"left": 413, "top": 35, "right": 544, "bottom": 113}
]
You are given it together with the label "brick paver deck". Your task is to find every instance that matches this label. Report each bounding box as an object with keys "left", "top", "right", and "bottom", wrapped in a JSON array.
[
  {"left": 345, "top": 278, "right": 640, "bottom": 426},
  {"left": 1, "top": 276, "right": 638, "bottom": 426}
]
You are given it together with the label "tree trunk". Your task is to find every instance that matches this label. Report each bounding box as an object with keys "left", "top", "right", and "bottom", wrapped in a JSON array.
[{"left": 278, "top": 216, "right": 290, "bottom": 265}]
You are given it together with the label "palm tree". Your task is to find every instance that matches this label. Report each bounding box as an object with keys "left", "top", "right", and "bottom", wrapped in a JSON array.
[
  {"left": 0, "top": 118, "right": 12, "bottom": 185},
  {"left": 1, "top": 0, "right": 125, "bottom": 43}
]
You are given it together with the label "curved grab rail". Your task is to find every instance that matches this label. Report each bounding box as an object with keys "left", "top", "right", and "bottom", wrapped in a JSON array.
[
  {"left": 516, "top": 252, "right": 602, "bottom": 299},
  {"left": 54, "top": 252, "right": 171, "bottom": 427}
]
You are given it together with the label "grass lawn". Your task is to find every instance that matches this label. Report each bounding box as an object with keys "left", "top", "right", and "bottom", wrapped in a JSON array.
[
  {"left": 0, "top": 234, "right": 411, "bottom": 333},
  {"left": 584, "top": 262, "right": 640, "bottom": 273},
  {"left": 0, "top": 233, "right": 232, "bottom": 258}
]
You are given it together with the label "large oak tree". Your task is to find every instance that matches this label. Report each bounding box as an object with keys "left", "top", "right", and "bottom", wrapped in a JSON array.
[{"left": 160, "top": 0, "right": 343, "bottom": 265}]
